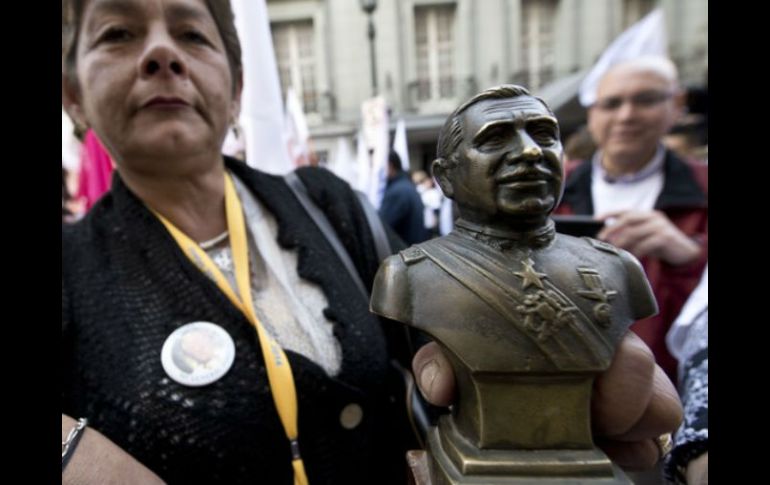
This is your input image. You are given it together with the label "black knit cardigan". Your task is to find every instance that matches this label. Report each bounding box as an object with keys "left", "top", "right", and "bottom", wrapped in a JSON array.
[{"left": 62, "top": 157, "right": 412, "bottom": 484}]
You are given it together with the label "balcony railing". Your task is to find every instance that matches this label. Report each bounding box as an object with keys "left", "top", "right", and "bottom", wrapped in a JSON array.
[
  {"left": 509, "top": 68, "right": 556, "bottom": 91},
  {"left": 405, "top": 76, "right": 478, "bottom": 113}
]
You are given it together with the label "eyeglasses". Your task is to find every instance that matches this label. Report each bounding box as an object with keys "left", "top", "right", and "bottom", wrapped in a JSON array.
[{"left": 592, "top": 91, "right": 674, "bottom": 111}]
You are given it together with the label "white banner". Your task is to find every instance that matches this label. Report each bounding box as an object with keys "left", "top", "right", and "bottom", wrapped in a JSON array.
[
  {"left": 330, "top": 135, "right": 356, "bottom": 187},
  {"left": 284, "top": 87, "right": 312, "bottom": 167},
  {"left": 231, "top": 0, "right": 293, "bottom": 174},
  {"left": 360, "top": 96, "right": 389, "bottom": 208},
  {"left": 393, "top": 118, "right": 410, "bottom": 171}
]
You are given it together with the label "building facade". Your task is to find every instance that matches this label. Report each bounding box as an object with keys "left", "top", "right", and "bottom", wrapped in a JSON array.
[{"left": 267, "top": 0, "right": 707, "bottom": 175}]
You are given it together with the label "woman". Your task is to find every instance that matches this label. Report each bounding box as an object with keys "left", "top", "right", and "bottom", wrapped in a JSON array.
[{"left": 62, "top": 1, "right": 682, "bottom": 483}]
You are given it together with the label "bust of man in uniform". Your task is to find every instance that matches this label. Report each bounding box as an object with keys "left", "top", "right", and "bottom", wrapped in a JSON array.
[{"left": 371, "top": 85, "right": 658, "bottom": 484}]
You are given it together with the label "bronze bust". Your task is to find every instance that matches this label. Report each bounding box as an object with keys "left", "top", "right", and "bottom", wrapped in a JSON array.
[{"left": 371, "top": 85, "right": 657, "bottom": 484}]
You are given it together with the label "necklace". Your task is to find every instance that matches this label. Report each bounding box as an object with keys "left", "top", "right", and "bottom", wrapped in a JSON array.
[{"left": 199, "top": 230, "right": 229, "bottom": 249}]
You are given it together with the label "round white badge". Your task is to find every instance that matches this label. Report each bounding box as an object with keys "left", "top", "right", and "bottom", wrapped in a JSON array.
[{"left": 161, "top": 322, "right": 236, "bottom": 387}]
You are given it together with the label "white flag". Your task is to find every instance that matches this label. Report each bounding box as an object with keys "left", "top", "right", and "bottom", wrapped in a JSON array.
[
  {"left": 330, "top": 135, "right": 356, "bottom": 186},
  {"left": 360, "top": 97, "right": 390, "bottom": 208},
  {"left": 284, "top": 87, "right": 312, "bottom": 167},
  {"left": 578, "top": 8, "right": 668, "bottom": 107},
  {"left": 355, "top": 130, "right": 370, "bottom": 194},
  {"left": 393, "top": 118, "right": 410, "bottom": 171},
  {"left": 231, "top": 0, "right": 293, "bottom": 174}
]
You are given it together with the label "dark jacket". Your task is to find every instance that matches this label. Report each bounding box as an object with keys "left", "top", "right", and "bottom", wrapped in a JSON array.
[
  {"left": 554, "top": 150, "right": 708, "bottom": 379},
  {"left": 62, "top": 158, "right": 411, "bottom": 484},
  {"left": 379, "top": 171, "right": 429, "bottom": 245}
]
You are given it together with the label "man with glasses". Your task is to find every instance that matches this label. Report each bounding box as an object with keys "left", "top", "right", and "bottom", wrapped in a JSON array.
[{"left": 555, "top": 56, "right": 707, "bottom": 381}]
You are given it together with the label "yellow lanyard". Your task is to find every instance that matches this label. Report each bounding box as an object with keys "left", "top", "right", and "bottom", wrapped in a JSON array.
[{"left": 152, "top": 172, "right": 309, "bottom": 485}]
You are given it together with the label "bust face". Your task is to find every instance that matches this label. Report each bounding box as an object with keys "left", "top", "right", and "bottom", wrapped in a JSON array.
[{"left": 447, "top": 96, "right": 564, "bottom": 225}]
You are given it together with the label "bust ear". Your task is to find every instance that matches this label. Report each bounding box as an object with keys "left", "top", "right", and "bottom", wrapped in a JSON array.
[{"left": 431, "top": 157, "right": 454, "bottom": 199}]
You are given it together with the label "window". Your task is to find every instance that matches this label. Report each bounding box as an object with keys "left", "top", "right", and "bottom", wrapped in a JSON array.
[
  {"left": 623, "top": 0, "right": 656, "bottom": 29},
  {"left": 521, "top": 0, "right": 557, "bottom": 90},
  {"left": 272, "top": 20, "right": 318, "bottom": 113},
  {"left": 414, "top": 4, "right": 456, "bottom": 102}
]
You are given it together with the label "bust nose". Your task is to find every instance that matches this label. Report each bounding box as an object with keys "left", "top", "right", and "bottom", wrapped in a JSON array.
[
  {"left": 505, "top": 130, "right": 543, "bottom": 165},
  {"left": 521, "top": 146, "right": 543, "bottom": 159}
]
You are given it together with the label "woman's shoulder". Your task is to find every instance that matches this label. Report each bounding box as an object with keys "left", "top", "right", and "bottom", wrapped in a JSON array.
[
  {"left": 295, "top": 165, "right": 355, "bottom": 196},
  {"left": 291, "top": 166, "right": 361, "bottom": 216},
  {"left": 62, "top": 192, "right": 124, "bottom": 260}
]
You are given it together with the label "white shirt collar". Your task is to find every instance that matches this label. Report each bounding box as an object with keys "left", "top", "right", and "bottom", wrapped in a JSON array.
[{"left": 592, "top": 144, "right": 666, "bottom": 184}]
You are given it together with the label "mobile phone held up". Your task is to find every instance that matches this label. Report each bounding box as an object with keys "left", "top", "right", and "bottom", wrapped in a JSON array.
[{"left": 551, "top": 215, "right": 605, "bottom": 238}]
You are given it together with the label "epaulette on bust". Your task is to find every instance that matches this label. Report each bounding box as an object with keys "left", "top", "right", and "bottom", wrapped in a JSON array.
[
  {"left": 582, "top": 237, "right": 620, "bottom": 256},
  {"left": 399, "top": 246, "right": 426, "bottom": 265}
]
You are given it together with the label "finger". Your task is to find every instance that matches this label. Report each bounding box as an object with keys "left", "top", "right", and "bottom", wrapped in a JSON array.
[
  {"left": 601, "top": 211, "right": 665, "bottom": 240},
  {"left": 624, "top": 217, "right": 695, "bottom": 261},
  {"left": 592, "top": 332, "right": 656, "bottom": 437},
  {"left": 595, "top": 210, "right": 628, "bottom": 221},
  {"left": 625, "top": 232, "right": 664, "bottom": 259},
  {"left": 604, "top": 218, "right": 659, "bottom": 251},
  {"left": 596, "top": 212, "right": 635, "bottom": 240},
  {"left": 597, "top": 224, "right": 615, "bottom": 241},
  {"left": 597, "top": 214, "right": 641, "bottom": 241},
  {"left": 686, "top": 452, "right": 708, "bottom": 485},
  {"left": 598, "top": 210, "right": 656, "bottom": 225},
  {"left": 597, "top": 438, "right": 660, "bottom": 471},
  {"left": 597, "top": 220, "right": 631, "bottom": 241},
  {"left": 607, "top": 365, "right": 683, "bottom": 442},
  {"left": 412, "top": 341, "right": 456, "bottom": 407}
]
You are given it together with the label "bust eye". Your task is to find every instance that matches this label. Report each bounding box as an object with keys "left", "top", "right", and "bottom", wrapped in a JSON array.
[
  {"left": 527, "top": 122, "right": 558, "bottom": 145},
  {"left": 478, "top": 126, "right": 510, "bottom": 150}
]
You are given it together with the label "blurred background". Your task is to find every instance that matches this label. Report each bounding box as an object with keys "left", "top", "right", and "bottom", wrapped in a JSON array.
[{"left": 62, "top": 0, "right": 707, "bottom": 219}]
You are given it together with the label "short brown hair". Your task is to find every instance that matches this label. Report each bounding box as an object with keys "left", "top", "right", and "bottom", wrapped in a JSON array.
[
  {"left": 62, "top": 0, "right": 242, "bottom": 93},
  {"left": 436, "top": 85, "right": 554, "bottom": 167}
]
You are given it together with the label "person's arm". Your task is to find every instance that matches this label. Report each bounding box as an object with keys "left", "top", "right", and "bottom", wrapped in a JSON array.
[
  {"left": 412, "top": 331, "right": 683, "bottom": 470},
  {"left": 686, "top": 452, "right": 708, "bottom": 485},
  {"left": 665, "top": 308, "right": 708, "bottom": 484},
  {"left": 62, "top": 414, "right": 165, "bottom": 485}
]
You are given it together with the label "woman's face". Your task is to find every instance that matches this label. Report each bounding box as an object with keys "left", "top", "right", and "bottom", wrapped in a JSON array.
[{"left": 64, "top": 0, "right": 240, "bottom": 172}]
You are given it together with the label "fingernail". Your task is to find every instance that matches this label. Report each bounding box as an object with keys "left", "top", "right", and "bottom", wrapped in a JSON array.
[{"left": 420, "top": 360, "right": 438, "bottom": 398}]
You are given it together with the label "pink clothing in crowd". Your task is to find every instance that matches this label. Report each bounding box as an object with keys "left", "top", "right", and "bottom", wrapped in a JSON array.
[{"left": 77, "top": 130, "right": 115, "bottom": 211}]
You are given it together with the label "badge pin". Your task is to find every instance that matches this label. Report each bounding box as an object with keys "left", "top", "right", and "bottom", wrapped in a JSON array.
[{"left": 161, "top": 322, "right": 236, "bottom": 387}]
